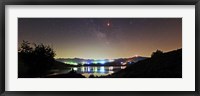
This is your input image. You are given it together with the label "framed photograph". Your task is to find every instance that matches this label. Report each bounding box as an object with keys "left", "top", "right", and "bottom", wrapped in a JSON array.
[{"left": 0, "top": 0, "right": 199, "bottom": 95}]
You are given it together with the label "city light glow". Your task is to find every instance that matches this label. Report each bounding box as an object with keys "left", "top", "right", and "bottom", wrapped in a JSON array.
[{"left": 64, "top": 62, "right": 78, "bottom": 65}]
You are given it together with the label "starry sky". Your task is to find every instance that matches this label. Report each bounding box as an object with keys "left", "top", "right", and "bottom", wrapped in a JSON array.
[{"left": 18, "top": 18, "right": 182, "bottom": 59}]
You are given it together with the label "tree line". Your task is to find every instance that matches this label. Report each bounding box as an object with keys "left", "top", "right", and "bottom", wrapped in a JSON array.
[{"left": 18, "top": 41, "right": 56, "bottom": 78}]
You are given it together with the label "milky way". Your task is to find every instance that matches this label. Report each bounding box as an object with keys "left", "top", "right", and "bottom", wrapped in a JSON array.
[{"left": 18, "top": 18, "right": 182, "bottom": 59}]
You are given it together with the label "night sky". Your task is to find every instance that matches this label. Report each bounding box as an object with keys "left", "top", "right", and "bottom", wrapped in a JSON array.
[{"left": 18, "top": 18, "right": 182, "bottom": 59}]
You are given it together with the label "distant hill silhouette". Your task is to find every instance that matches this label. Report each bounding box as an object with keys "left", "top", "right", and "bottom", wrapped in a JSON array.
[
  {"left": 106, "top": 49, "right": 182, "bottom": 78},
  {"left": 56, "top": 56, "right": 147, "bottom": 66}
]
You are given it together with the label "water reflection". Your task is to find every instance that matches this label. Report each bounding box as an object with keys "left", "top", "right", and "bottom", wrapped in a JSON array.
[{"left": 70, "top": 66, "right": 126, "bottom": 77}]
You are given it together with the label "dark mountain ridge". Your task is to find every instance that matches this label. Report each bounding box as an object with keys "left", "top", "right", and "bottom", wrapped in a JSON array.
[{"left": 106, "top": 49, "right": 182, "bottom": 78}]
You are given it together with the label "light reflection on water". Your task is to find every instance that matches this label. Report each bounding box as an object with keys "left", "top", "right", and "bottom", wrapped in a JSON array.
[{"left": 71, "top": 66, "right": 126, "bottom": 77}]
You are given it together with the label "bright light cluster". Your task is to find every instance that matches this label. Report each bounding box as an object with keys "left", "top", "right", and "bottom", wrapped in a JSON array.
[{"left": 64, "top": 59, "right": 115, "bottom": 65}]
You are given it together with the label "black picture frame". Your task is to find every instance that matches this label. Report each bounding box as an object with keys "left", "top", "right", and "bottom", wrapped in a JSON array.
[{"left": 0, "top": 0, "right": 199, "bottom": 96}]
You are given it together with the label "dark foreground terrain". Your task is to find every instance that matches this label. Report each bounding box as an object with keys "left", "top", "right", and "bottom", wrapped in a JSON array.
[
  {"left": 44, "top": 70, "right": 85, "bottom": 78},
  {"left": 105, "top": 49, "right": 182, "bottom": 78}
]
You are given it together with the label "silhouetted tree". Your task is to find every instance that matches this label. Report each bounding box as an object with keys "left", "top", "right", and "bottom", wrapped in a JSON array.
[
  {"left": 18, "top": 40, "right": 33, "bottom": 53},
  {"left": 151, "top": 50, "right": 163, "bottom": 58},
  {"left": 18, "top": 41, "right": 56, "bottom": 77}
]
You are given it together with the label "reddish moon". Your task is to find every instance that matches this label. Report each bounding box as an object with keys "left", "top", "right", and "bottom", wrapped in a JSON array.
[{"left": 107, "top": 22, "right": 110, "bottom": 27}]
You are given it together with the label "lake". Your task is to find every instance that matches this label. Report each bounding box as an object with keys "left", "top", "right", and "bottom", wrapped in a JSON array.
[{"left": 58, "top": 66, "right": 126, "bottom": 78}]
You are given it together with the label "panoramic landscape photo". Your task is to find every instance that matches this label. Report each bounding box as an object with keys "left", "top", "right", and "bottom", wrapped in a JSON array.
[{"left": 18, "top": 18, "right": 182, "bottom": 78}]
